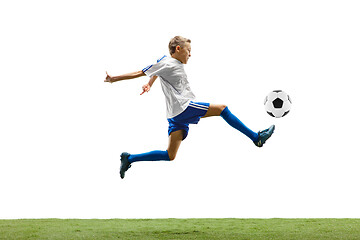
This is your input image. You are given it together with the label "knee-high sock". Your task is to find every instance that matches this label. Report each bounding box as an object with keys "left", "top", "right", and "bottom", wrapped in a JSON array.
[
  {"left": 128, "top": 150, "right": 170, "bottom": 163},
  {"left": 220, "top": 106, "right": 259, "bottom": 142}
]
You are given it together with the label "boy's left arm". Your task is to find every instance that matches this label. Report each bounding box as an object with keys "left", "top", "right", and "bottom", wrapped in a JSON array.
[{"left": 140, "top": 75, "right": 158, "bottom": 95}]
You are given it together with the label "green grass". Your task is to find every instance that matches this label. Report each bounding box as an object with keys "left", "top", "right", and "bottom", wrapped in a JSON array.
[{"left": 1, "top": 219, "right": 360, "bottom": 240}]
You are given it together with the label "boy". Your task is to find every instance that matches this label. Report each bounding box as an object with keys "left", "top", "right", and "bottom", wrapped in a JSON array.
[{"left": 105, "top": 36, "right": 275, "bottom": 179}]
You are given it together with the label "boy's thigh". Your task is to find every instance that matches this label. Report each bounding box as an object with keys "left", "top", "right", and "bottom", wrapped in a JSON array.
[
  {"left": 167, "top": 130, "right": 184, "bottom": 160},
  {"left": 202, "top": 104, "right": 227, "bottom": 118}
]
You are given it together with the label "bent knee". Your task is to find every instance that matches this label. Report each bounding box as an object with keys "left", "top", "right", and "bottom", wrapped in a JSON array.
[
  {"left": 215, "top": 104, "right": 227, "bottom": 114},
  {"left": 219, "top": 104, "right": 227, "bottom": 111},
  {"left": 168, "top": 152, "right": 176, "bottom": 161}
]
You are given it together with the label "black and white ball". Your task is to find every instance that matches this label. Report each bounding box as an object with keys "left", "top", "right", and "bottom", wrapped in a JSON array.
[{"left": 264, "top": 90, "right": 292, "bottom": 118}]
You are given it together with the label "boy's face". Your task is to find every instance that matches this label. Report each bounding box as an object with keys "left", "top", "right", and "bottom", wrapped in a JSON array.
[{"left": 175, "top": 42, "right": 191, "bottom": 64}]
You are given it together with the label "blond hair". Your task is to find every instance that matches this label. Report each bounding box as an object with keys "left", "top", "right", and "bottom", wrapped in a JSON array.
[{"left": 168, "top": 36, "right": 191, "bottom": 55}]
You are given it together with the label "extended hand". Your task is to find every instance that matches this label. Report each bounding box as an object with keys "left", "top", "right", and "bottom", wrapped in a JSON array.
[
  {"left": 140, "top": 83, "right": 151, "bottom": 95},
  {"left": 104, "top": 71, "right": 113, "bottom": 83}
]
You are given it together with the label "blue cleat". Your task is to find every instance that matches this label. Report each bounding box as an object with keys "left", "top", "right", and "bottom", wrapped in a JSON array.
[
  {"left": 120, "top": 152, "right": 132, "bottom": 179},
  {"left": 254, "top": 125, "right": 275, "bottom": 147}
]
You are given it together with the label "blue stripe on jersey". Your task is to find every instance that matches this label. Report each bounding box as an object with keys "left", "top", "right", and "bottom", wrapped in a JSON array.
[
  {"left": 157, "top": 55, "right": 167, "bottom": 62},
  {"left": 142, "top": 64, "right": 153, "bottom": 73},
  {"left": 142, "top": 55, "right": 166, "bottom": 73}
]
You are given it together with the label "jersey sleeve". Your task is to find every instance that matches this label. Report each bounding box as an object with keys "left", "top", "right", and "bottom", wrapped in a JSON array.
[{"left": 142, "top": 55, "right": 167, "bottom": 77}]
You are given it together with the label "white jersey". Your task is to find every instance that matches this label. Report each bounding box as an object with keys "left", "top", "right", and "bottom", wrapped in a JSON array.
[{"left": 142, "top": 55, "right": 196, "bottom": 118}]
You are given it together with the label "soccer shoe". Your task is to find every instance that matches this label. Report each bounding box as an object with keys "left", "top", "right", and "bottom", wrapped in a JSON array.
[
  {"left": 120, "top": 152, "right": 132, "bottom": 179},
  {"left": 253, "top": 125, "right": 275, "bottom": 147}
]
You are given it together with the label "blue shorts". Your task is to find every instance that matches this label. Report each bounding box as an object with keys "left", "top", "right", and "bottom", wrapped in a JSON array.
[{"left": 167, "top": 101, "right": 210, "bottom": 140}]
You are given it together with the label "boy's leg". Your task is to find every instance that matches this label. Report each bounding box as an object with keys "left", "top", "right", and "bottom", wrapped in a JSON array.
[
  {"left": 202, "top": 104, "right": 227, "bottom": 118},
  {"left": 127, "top": 129, "right": 183, "bottom": 163},
  {"left": 119, "top": 130, "right": 183, "bottom": 179},
  {"left": 202, "top": 103, "right": 275, "bottom": 146},
  {"left": 120, "top": 148, "right": 171, "bottom": 178},
  {"left": 202, "top": 104, "right": 259, "bottom": 142},
  {"left": 167, "top": 130, "right": 184, "bottom": 161}
]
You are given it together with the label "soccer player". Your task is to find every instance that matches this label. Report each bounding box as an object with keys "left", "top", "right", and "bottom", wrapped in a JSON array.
[{"left": 104, "top": 36, "right": 275, "bottom": 179}]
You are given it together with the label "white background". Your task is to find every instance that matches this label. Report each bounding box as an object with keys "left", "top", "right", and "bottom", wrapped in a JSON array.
[{"left": 1, "top": 0, "right": 359, "bottom": 219}]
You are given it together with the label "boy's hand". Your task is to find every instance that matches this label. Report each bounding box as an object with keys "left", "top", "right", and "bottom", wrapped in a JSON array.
[
  {"left": 104, "top": 71, "right": 113, "bottom": 83},
  {"left": 140, "top": 83, "right": 151, "bottom": 95}
]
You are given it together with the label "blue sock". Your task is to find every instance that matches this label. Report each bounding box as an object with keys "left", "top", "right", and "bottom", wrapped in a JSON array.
[
  {"left": 220, "top": 106, "right": 259, "bottom": 142},
  {"left": 128, "top": 150, "right": 170, "bottom": 163}
]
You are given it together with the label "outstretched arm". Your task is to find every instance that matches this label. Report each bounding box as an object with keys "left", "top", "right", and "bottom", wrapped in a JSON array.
[
  {"left": 140, "top": 75, "right": 158, "bottom": 95},
  {"left": 104, "top": 70, "right": 145, "bottom": 83}
]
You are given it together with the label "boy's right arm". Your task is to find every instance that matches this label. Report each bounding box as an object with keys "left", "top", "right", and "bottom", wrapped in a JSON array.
[{"left": 104, "top": 70, "right": 145, "bottom": 83}]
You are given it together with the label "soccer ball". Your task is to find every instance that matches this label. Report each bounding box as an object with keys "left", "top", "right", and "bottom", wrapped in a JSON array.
[{"left": 264, "top": 90, "right": 292, "bottom": 118}]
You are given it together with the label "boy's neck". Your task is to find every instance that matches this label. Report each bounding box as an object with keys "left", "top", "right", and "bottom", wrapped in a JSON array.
[{"left": 171, "top": 55, "right": 183, "bottom": 64}]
